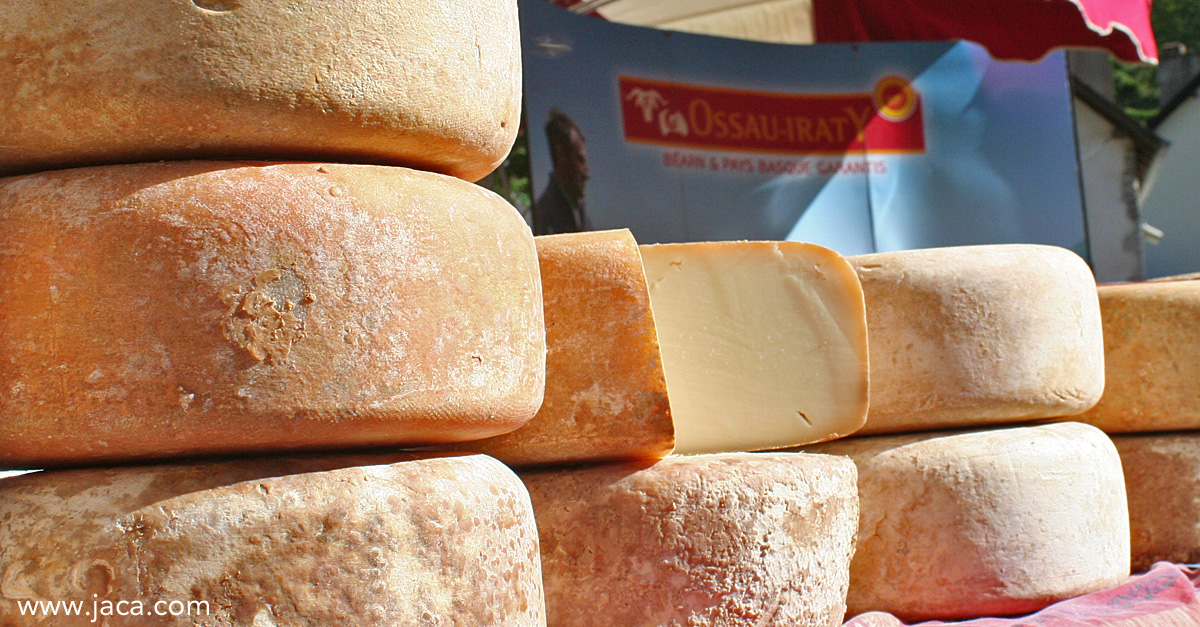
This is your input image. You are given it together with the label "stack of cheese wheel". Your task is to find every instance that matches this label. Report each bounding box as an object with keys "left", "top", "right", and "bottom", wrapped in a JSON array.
[
  {"left": 0, "top": 3, "right": 1143, "bottom": 625},
  {"left": 1072, "top": 276, "right": 1200, "bottom": 572},
  {"left": 458, "top": 235, "right": 1132, "bottom": 624},
  {"left": 459, "top": 229, "right": 872, "bottom": 626},
  {"left": 798, "top": 245, "right": 1132, "bottom": 622},
  {"left": 0, "top": 1, "right": 549, "bottom": 624}
]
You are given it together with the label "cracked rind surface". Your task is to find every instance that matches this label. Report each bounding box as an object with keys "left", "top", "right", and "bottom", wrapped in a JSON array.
[
  {"left": 1076, "top": 280, "right": 1200, "bottom": 432},
  {"left": 0, "top": 161, "right": 545, "bottom": 468},
  {"left": 850, "top": 244, "right": 1104, "bottom": 435},
  {"left": 458, "top": 229, "right": 674, "bottom": 466},
  {"left": 0, "top": 454, "right": 545, "bottom": 626},
  {"left": 1113, "top": 433, "right": 1200, "bottom": 572},
  {"left": 806, "top": 422, "right": 1129, "bottom": 622},
  {"left": 522, "top": 452, "right": 858, "bottom": 627},
  {"left": 0, "top": 0, "right": 519, "bottom": 182}
]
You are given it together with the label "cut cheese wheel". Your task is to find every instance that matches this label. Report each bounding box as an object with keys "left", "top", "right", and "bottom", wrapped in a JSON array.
[
  {"left": 458, "top": 229, "right": 674, "bottom": 466},
  {"left": 1076, "top": 280, "right": 1200, "bottom": 432},
  {"left": 640, "top": 242, "right": 869, "bottom": 454},
  {"left": 1112, "top": 433, "right": 1200, "bottom": 572},
  {"left": 849, "top": 245, "right": 1104, "bottom": 435},
  {"left": 0, "top": 454, "right": 545, "bottom": 626},
  {"left": 806, "top": 422, "right": 1130, "bottom": 622},
  {"left": 0, "top": 162, "right": 544, "bottom": 468},
  {"left": 0, "top": 0, "right": 519, "bottom": 181},
  {"left": 521, "top": 453, "right": 859, "bottom": 627}
]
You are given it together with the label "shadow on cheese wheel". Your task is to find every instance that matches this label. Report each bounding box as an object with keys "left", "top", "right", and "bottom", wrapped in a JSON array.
[
  {"left": 1113, "top": 433, "right": 1200, "bottom": 572},
  {"left": 1077, "top": 279, "right": 1200, "bottom": 433},
  {"left": 0, "top": 453, "right": 545, "bottom": 626},
  {"left": 0, "top": 161, "right": 545, "bottom": 468},
  {"left": 0, "top": 0, "right": 520, "bottom": 181}
]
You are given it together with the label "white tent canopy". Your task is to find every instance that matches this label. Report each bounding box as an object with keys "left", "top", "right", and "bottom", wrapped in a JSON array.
[{"left": 566, "top": 0, "right": 815, "bottom": 44}]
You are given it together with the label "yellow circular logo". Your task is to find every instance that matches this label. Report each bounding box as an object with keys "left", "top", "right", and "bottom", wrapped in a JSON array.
[{"left": 874, "top": 76, "right": 917, "bottom": 122}]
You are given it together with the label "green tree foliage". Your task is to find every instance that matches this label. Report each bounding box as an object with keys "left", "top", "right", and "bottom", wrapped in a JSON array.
[
  {"left": 1152, "top": 0, "right": 1200, "bottom": 49},
  {"left": 1115, "top": 0, "right": 1200, "bottom": 121},
  {"left": 478, "top": 118, "right": 533, "bottom": 223},
  {"left": 1114, "top": 62, "right": 1159, "bottom": 121}
]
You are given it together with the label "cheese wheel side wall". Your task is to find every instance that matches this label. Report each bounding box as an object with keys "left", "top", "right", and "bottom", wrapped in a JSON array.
[
  {"left": 1113, "top": 433, "right": 1200, "bottom": 571},
  {"left": 458, "top": 229, "right": 674, "bottom": 466},
  {"left": 0, "top": 162, "right": 545, "bottom": 467},
  {"left": 523, "top": 453, "right": 859, "bottom": 627},
  {"left": 0, "top": 454, "right": 546, "bottom": 626},
  {"left": 1077, "top": 281, "right": 1200, "bottom": 432},
  {"left": 808, "top": 422, "right": 1130, "bottom": 622},
  {"left": 0, "top": 0, "right": 520, "bottom": 181},
  {"left": 850, "top": 245, "right": 1105, "bottom": 434}
]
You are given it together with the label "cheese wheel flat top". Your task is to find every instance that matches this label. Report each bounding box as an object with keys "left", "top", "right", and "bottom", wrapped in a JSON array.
[
  {"left": 807, "top": 422, "right": 1129, "bottom": 622},
  {"left": 1077, "top": 281, "right": 1200, "bottom": 432},
  {"left": 1113, "top": 433, "right": 1200, "bottom": 572},
  {"left": 522, "top": 452, "right": 859, "bottom": 627},
  {"left": 0, "top": 0, "right": 520, "bottom": 181},
  {"left": 640, "top": 241, "right": 869, "bottom": 455},
  {"left": 0, "top": 454, "right": 545, "bottom": 626},
  {"left": 0, "top": 162, "right": 544, "bottom": 468},
  {"left": 850, "top": 244, "right": 1104, "bottom": 435},
  {"left": 458, "top": 229, "right": 674, "bottom": 467}
]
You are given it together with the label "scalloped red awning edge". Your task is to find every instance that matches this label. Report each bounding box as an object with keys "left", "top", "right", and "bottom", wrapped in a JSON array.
[{"left": 813, "top": 0, "right": 1157, "bottom": 65}]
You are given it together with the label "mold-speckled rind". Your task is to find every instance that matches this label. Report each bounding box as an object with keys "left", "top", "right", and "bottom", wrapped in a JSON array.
[
  {"left": 0, "top": 162, "right": 545, "bottom": 468},
  {"left": 0, "top": 0, "right": 520, "bottom": 182},
  {"left": 850, "top": 244, "right": 1104, "bottom": 435},
  {"left": 457, "top": 229, "right": 674, "bottom": 466},
  {"left": 522, "top": 453, "right": 858, "bottom": 627},
  {"left": 806, "top": 422, "right": 1130, "bottom": 622},
  {"left": 0, "top": 454, "right": 545, "bottom": 626},
  {"left": 1076, "top": 280, "right": 1200, "bottom": 432}
]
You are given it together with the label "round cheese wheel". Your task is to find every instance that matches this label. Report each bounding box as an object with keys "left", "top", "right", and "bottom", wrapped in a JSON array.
[
  {"left": 807, "top": 422, "right": 1130, "bottom": 622},
  {"left": 0, "top": 162, "right": 544, "bottom": 467},
  {"left": 0, "top": 0, "right": 520, "bottom": 181},
  {"left": 0, "top": 454, "right": 545, "bottom": 626},
  {"left": 850, "top": 244, "right": 1104, "bottom": 435},
  {"left": 522, "top": 452, "right": 859, "bottom": 627},
  {"left": 1077, "top": 280, "right": 1200, "bottom": 432},
  {"left": 1113, "top": 433, "right": 1200, "bottom": 572}
]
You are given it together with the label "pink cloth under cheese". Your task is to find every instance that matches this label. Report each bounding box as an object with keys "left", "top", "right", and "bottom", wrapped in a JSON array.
[{"left": 845, "top": 562, "right": 1200, "bottom": 626}]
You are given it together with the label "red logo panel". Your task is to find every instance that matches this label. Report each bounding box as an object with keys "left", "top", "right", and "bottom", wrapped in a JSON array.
[{"left": 620, "top": 76, "right": 925, "bottom": 155}]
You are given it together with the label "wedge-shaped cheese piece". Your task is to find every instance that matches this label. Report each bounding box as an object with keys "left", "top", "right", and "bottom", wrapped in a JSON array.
[
  {"left": 1113, "top": 433, "right": 1200, "bottom": 572},
  {"left": 0, "top": 454, "right": 544, "bottom": 626},
  {"left": 459, "top": 230, "right": 673, "bottom": 466},
  {"left": 640, "top": 242, "right": 868, "bottom": 454},
  {"left": 1077, "top": 280, "right": 1200, "bottom": 432},
  {"left": 0, "top": 0, "right": 519, "bottom": 181},
  {"left": 850, "top": 244, "right": 1104, "bottom": 435},
  {"left": 0, "top": 162, "right": 544, "bottom": 468},
  {"left": 807, "top": 422, "right": 1129, "bottom": 622},
  {"left": 522, "top": 453, "right": 858, "bottom": 627}
]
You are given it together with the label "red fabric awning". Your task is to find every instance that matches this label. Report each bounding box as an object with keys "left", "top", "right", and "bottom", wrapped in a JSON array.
[{"left": 813, "top": 0, "right": 1157, "bottom": 64}]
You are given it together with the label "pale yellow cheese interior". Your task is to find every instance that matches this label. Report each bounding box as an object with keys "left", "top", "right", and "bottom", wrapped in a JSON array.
[{"left": 640, "top": 241, "right": 868, "bottom": 455}]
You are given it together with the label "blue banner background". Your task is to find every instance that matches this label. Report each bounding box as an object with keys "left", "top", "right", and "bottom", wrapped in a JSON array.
[{"left": 523, "top": 0, "right": 1086, "bottom": 256}]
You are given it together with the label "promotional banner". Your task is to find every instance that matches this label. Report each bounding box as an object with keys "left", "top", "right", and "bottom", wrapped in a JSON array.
[{"left": 522, "top": 0, "right": 1088, "bottom": 256}]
